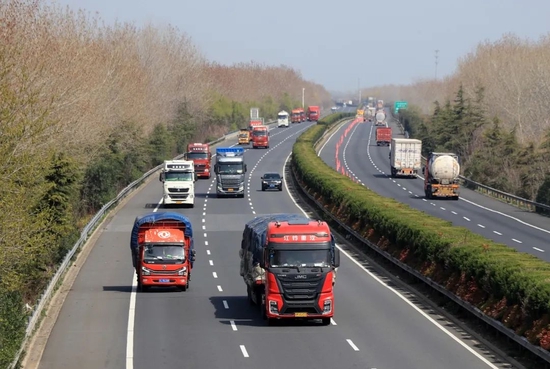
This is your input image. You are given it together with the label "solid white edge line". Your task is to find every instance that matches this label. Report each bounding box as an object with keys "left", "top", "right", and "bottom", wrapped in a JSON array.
[
  {"left": 317, "top": 118, "right": 350, "bottom": 157},
  {"left": 127, "top": 197, "right": 162, "bottom": 369},
  {"left": 282, "top": 152, "right": 499, "bottom": 369}
]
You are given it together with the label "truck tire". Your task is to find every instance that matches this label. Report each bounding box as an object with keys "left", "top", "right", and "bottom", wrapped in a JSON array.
[
  {"left": 321, "top": 318, "right": 331, "bottom": 326},
  {"left": 179, "top": 284, "right": 187, "bottom": 292},
  {"left": 453, "top": 196, "right": 459, "bottom": 201}
]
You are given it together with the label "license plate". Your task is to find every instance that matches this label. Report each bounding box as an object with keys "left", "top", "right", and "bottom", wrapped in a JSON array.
[
  {"left": 175, "top": 201, "right": 182, "bottom": 204},
  {"left": 270, "top": 184, "right": 274, "bottom": 188},
  {"left": 159, "top": 279, "right": 170, "bottom": 283},
  {"left": 294, "top": 312, "right": 308, "bottom": 317},
  {"left": 228, "top": 188, "right": 234, "bottom": 192}
]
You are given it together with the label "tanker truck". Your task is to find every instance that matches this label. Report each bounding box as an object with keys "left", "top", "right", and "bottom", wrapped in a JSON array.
[
  {"left": 423, "top": 152, "right": 461, "bottom": 200},
  {"left": 375, "top": 109, "right": 386, "bottom": 126}
]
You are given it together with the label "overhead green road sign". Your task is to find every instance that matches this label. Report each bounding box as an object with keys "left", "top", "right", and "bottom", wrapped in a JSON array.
[{"left": 394, "top": 101, "right": 408, "bottom": 114}]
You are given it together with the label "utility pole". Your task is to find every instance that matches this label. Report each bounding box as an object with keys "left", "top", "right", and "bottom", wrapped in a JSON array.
[
  {"left": 435, "top": 49, "right": 439, "bottom": 79},
  {"left": 358, "top": 78, "right": 361, "bottom": 106},
  {"left": 302, "top": 87, "right": 305, "bottom": 108}
]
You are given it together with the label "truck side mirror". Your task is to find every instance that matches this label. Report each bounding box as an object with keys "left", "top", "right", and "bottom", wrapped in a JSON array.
[
  {"left": 239, "top": 249, "right": 243, "bottom": 258},
  {"left": 159, "top": 172, "right": 164, "bottom": 182},
  {"left": 183, "top": 153, "right": 188, "bottom": 160},
  {"left": 244, "top": 164, "right": 248, "bottom": 173},
  {"left": 334, "top": 249, "right": 341, "bottom": 268},
  {"left": 194, "top": 173, "right": 197, "bottom": 182},
  {"left": 214, "top": 164, "right": 219, "bottom": 174},
  {"left": 260, "top": 176, "right": 263, "bottom": 180}
]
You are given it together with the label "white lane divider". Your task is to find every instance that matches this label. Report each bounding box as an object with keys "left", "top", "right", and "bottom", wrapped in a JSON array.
[
  {"left": 246, "top": 124, "right": 314, "bottom": 215},
  {"left": 346, "top": 339, "right": 360, "bottom": 351},
  {"left": 283, "top": 152, "right": 501, "bottom": 369},
  {"left": 240, "top": 345, "right": 249, "bottom": 358}
]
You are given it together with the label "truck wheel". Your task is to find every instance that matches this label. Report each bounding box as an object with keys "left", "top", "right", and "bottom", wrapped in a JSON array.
[
  {"left": 267, "top": 318, "right": 277, "bottom": 326},
  {"left": 453, "top": 196, "right": 459, "bottom": 201},
  {"left": 189, "top": 203, "right": 194, "bottom": 209},
  {"left": 262, "top": 187, "right": 265, "bottom": 191},
  {"left": 179, "top": 284, "right": 187, "bottom": 292},
  {"left": 278, "top": 186, "right": 282, "bottom": 191},
  {"left": 321, "top": 318, "right": 331, "bottom": 326},
  {"left": 247, "top": 287, "right": 254, "bottom": 305}
]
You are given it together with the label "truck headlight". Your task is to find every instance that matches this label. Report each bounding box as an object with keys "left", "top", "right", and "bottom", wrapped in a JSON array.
[
  {"left": 269, "top": 300, "right": 279, "bottom": 314},
  {"left": 178, "top": 267, "right": 187, "bottom": 276},
  {"left": 323, "top": 299, "right": 332, "bottom": 314},
  {"left": 141, "top": 266, "right": 151, "bottom": 276}
]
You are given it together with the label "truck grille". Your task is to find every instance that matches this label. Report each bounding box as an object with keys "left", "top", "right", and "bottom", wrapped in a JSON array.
[
  {"left": 221, "top": 179, "right": 241, "bottom": 187},
  {"left": 276, "top": 274, "right": 324, "bottom": 300},
  {"left": 168, "top": 188, "right": 189, "bottom": 193},
  {"left": 169, "top": 194, "right": 189, "bottom": 200},
  {"left": 195, "top": 164, "right": 206, "bottom": 172}
]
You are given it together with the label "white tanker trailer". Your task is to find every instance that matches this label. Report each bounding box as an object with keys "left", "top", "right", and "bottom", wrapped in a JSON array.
[
  {"left": 423, "top": 152, "right": 460, "bottom": 200},
  {"left": 375, "top": 110, "right": 386, "bottom": 126}
]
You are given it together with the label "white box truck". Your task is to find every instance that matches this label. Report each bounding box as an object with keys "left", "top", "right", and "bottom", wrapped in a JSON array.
[
  {"left": 159, "top": 160, "right": 196, "bottom": 207},
  {"left": 390, "top": 138, "right": 422, "bottom": 178}
]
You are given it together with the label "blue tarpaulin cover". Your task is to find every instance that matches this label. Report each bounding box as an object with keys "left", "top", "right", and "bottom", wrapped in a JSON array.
[
  {"left": 216, "top": 147, "right": 244, "bottom": 157},
  {"left": 241, "top": 213, "right": 311, "bottom": 268},
  {"left": 130, "top": 212, "right": 193, "bottom": 253}
]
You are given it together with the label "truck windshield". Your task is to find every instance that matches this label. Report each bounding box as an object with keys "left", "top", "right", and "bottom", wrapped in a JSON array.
[
  {"left": 277, "top": 114, "right": 288, "bottom": 120},
  {"left": 165, "top": 172, "right": 194, "bottom": 181},
  {"left": 269, "top": 249, "right": 331, "bottom": 268},
  {"left": 239, "top": 133, "right": 248, "bottom": 138},
  {"left": 217, "top": 163, "right": 243, "bottom": 174},
  {"left": 143, "top": 244, "right": 185, "bottom": 262},
  {"left": 253, "top": 131, "right": 267, "bottom": 137},
  {"left": 186, "top": 152, "right": 208, "bottom": 160}
]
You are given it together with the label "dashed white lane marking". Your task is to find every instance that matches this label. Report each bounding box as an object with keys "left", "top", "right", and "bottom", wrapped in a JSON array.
[
  {"left": 283, "top": 152, "right": 501, "bottom": 369},
  {"left": 217, "top": 285, "right": 223, "bottom": 292},
  {"left": 478, "top": 224, "right": 485, "bottom": 228},
  {"left": 209, "top": 260, "right": 213, "bottom": 266},
  {"left": 202, "top": 225, "right": 206, "bottom": 230},
  {"left": 205, "top": 241, "right": 209, "bottom": 246},
  {"left": 440, "top": 207, "right": 446, "bottom": 210},
  {"left": 230, "top": 320, "right": 238, "bottom": 331},
  {"left": 463, "top": 217, "right": 470, "bottom": 221},
  {"left": 204, "top": 233, "right": 207, "bottom": 237},
  {"left": 223, "top": 300, "right": 229, "bottom": 309},
  {"left": 202, "top": 218, "right": 205, "bottom": 223},
  {"left": 512, "top": 239, "right": 522, "bottom": 244},
  {"left": 346, "top": 339, "right": 360, "bottom": 351},
  {"left": 213, "top": 272, "right": 218, "bottom": 278},
  {"left": 493, "top": 231, "right": 502, "bottom": 235},
  {"left": 534, "top": 247, "right": 545, "bottom": 252},
  {"left": 206, "top": 249, "right": 211, "bottom": 255},
  {"left": 245, "top": 124, "right": 314, "bottom": 213},
  {"left": 240, "top": 345, "right": 249, "bottom": 358},
  {"left": 451, "top": 211, "right": 457, "bottom": 214},
  {"left": 331, "top": 318, "right": 337, "bottom": 325}
]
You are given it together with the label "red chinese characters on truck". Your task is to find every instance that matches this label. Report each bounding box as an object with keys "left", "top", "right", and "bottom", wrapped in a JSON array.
[{"left": 185, "top": 143, "right": 211, "bottom": 179}]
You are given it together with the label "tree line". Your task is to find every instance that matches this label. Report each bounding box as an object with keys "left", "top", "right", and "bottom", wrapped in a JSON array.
[{"left": 396, "top": 84, "right": 550, "bottom": 211}]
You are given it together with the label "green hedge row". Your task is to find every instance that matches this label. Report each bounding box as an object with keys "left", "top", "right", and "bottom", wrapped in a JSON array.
[{"left": 292, "top": 114, "right": 550, "bottom": 349}]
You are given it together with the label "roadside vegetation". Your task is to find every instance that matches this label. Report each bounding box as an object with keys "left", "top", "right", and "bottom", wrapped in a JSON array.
[
  {"left": 361, "top": 34, "right": 550, "bottom": 207},
  {"left": 292, "top": 112, "right": 550, "bottom": 356},
  {"left": 0, "top": 0, "right": 332, "bottom": 366}
]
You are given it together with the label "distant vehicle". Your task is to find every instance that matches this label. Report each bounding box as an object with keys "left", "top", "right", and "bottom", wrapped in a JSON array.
[
  {"left": 331, "top": 106, "right": 339, "bottom": 111},
  {"left": 306, "top": 106, "right": 320, "bottom": 121},
  {"left": 252, "top": 125, "right": 269, "bottom": 149},
  {"left": 277, "top": 110, "right": 289, "bottom": 127},
  {"left": 261, "top": 173, "right": 283, "bottom": 191}
]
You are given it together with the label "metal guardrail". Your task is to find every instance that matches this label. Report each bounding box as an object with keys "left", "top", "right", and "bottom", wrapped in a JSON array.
[
  {"left": 9, "top": 119, "right": 278, "bottom": 369},
  {"left": 388, "top": 109, "right": 550, "bottom": 213},
  {"left": 289, "top": 149, "right": 550, "bottom": 365}
]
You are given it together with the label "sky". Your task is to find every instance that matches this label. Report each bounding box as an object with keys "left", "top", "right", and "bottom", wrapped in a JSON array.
[{"left": 52, "top": 0, "right": 550, "bottom": 94}]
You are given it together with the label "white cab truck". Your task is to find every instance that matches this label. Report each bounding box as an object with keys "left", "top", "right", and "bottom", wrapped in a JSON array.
[
  {"left": 277, "top": 110, "right": 289, "bottom": 127},
  {"left": 389, "top": 138, "right": 422, "bottom": 178},
  {"left": 159, "top": 160, "right": 196, "bottom": 207}
]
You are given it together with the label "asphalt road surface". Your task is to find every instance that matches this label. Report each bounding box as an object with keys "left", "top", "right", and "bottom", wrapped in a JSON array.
[{"left": 37, "top": 107, "right": 511, "bottom": 369}]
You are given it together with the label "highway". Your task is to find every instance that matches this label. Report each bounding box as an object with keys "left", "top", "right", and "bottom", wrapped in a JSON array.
[
  {"left": 37, "top": 108, "right": 510, "bottom": 369},
  {"left": 319, "top": 110, "right": 550, "bottom": 262}
]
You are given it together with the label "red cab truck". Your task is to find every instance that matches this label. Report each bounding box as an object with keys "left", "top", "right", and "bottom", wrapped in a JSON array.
[
  {"left": 248, "top": 119, "right": 264, "bottom": 132},
  {"left": 239, "top": 214, "right": 340, "bottom": 325},
  {"left": 307, "top": 106, "right": 321, "bottom": 121},
  {"left": 131, "top": 212, "right": 196, "bottom": 292},
  {"left": 291, "top": 108, "right": 304, "bottom": 123},
  {"left": 375, "top": 127, "right": 392, "bottom": 146},
  {"left": 252, "top": 125, "right": 269, "bottom": 149},
  {"left": 185, "top": 142, "right": 211, "bottom": 179}
]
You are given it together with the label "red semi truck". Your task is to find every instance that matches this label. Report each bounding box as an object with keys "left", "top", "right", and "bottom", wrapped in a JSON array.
[
  {"left": 376, "top": 127, "right": 392, "bottom": 146},
  {"left": 307, "top": 106, "right": 320, "bottom": 121},
  {"left": 185, "top": 142, "right": 211, "bottom": 179},
  {"left": 131, "top": 212, "right": 196, "bottom": 292},
  {"left": 252, "top": 125, "right": 269, "bottom": 148},
  {"left": 240, "top": 214, "right": 340, "bottom": 325}
]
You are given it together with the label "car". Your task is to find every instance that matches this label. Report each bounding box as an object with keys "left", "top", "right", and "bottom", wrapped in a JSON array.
[{"left": 261, "top": 173, "right": 283, "bottom": 191}]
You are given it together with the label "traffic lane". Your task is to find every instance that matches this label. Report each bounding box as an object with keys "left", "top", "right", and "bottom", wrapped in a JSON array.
[
  {"left": 316, "top": 117, "right": 353, "bottom": 169},
  {"left": 384, "top": 116, "right": 550, "bottom": 238},
  {"left": 247, "top": 124, "right": 316, "bottom": 215},
  {"left": 332, "top": 252, "right": 506, "bottom": 368},
  {"left": 37, "top": 176, "right": 169, "bottom": 369},
  {"left": 366, "top": 124, "right": 550, "bottom": 258}
]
